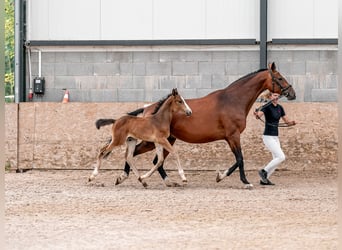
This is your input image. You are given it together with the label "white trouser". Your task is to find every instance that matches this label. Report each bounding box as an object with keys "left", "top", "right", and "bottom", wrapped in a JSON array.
[{"left": 262, "top": 135, "right": 285, "bottom": 178}]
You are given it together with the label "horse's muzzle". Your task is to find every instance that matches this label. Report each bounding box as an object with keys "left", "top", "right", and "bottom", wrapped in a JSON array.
[
  {"left": 186, "top": 110, "right": 192, "bottom": 116},
  {"left": 287, "top": 94, "right": 296, "bottom": 100}
]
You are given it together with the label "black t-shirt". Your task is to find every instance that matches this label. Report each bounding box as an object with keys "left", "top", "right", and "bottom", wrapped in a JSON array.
[{"left": 261, "top": 104, "right": 285, "bottom": 136}]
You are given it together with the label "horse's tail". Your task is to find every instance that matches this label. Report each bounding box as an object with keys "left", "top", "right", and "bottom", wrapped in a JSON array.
[
  {"left": 127, "top": 108, "right": 145, "bottom": 116},
  {"left": 95, "top": 119, "right": 116, "bottom": 129}
]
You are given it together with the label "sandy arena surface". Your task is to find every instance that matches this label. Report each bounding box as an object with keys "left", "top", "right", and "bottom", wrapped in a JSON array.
[{"left": 5, "top": 169, "right": 337, "bottom": 250}]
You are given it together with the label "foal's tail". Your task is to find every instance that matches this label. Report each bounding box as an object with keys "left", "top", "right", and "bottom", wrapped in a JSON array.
[
  {"left": 95, "top": 119, "right": 116, "bottom": 129},
  {"left": 95, "top": 108, "right": 145, "bottom": 129}
]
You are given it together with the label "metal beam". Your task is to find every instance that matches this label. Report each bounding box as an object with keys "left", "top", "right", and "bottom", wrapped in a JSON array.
[
  {"left": 271, "top": 38, "right": 338, "bottom": 44},
  {"left": 14, "top": 0, "right": 26, "bottom": 102},
  {"left": 27, "top": 39, "right": 257, "bottom": 47},
  {"left": 260, "top": 0, "right": 268, "bottom": 69}
]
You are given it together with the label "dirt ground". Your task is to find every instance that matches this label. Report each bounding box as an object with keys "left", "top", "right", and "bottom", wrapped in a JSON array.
[{"left": 5, "top": 168, "right": 337, "bottom": 250}]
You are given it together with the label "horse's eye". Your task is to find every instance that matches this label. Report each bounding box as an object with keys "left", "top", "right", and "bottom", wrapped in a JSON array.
[{"left": 278, "top": 78, "right": 283, "bottom": 81}]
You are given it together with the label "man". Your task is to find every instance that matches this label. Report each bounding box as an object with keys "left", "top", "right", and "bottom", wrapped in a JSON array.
[{"left": 254, "top": 92, "right": 296, "bottom": 185}]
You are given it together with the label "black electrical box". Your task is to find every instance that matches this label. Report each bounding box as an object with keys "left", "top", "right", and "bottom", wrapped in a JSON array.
[{"left": 34, "top": 77, "right": 45, "bottom": 95}]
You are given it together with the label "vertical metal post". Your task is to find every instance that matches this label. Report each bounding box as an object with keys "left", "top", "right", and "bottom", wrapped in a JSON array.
[
  {"left": 14, "top": 0, "right": 26, "bottom": 102},
  {"left": 260, "top": 0, "right": 268, "bottom": 69},
  {"left": 0, "top": 0, "right": 5, "bottom": 245}
]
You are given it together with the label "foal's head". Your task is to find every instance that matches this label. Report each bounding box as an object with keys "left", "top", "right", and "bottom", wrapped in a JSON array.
[
  {"left": 152, "top": 88, "right": 192, "bottom": 116},
  {"left": 170, "top": 88, "right": 192, "bottom": 116}
]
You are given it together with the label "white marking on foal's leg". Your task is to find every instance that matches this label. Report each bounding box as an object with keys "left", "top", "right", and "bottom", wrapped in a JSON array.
[
  {"left": 174, "top": 150, "right": 187, "bottom": 183},
  {"left": 88, "top": 165, "right": 99, "bottom": 182},
  {"left": 88, "top": 157, "right": 101, "bottom": 181}
]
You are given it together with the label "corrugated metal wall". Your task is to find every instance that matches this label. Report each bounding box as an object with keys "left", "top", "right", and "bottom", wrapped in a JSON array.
[
  {"left": 24, "top": 0, "right": 338, "bottom": 103},
  {"left": 27, "top": 0, "right": 337, "bottom": 41}
]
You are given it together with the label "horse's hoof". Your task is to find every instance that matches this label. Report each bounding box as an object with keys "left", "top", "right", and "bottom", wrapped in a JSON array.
[
  {"left": 244, "top": 183, "right": 254, "bottom": 190},
  {"left": 163, "top": 178, "right": 178, "bottom": 187},
  {"left": 216, "top": 171, "right": 224, "bottom": 183},
  {"left": 88, "top": 177, "right": 93, "bottom": 182}
]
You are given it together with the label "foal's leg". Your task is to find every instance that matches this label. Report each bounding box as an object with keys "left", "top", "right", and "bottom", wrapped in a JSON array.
[
  {"left": 156, "top": 138, "right": 187, "bottom": 183},
  {"left": 123, "top": 141, "right": 156, "bottom": 176},
  {"left": 124, "top": 137, "right": 148, "bottom": 187},
  {"left": 115, "top": 139, "right": 136, "bottom": 185},
  {"left": 216, "top": 137, "right": 253, "bottom": 189},
  {"left": 123, "top": 136, "right": 180, "bottom": 186},
  {"left": 138, "top": 143, "right": 165, "bottom": 181},
  {"left": 89, "top": 141, "right": 114, "bottom": 182},
  {"left": 139, "top": 139, "right": 187, "bottom": 183}
]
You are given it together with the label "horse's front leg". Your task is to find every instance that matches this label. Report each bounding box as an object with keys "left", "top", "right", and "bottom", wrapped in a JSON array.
[{"left": 216, "top": 139, "right": 253, "bottom": 189}]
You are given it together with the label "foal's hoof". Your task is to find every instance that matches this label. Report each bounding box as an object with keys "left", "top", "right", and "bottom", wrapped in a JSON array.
[
  {"left": 115, "top": 173, "right": 128, "bottom": 185},
  {"left": 138, "top": 177, "right": 148, "bottom": 188}
]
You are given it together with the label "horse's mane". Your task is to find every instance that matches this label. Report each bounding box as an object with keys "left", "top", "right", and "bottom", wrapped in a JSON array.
[
  {"left": 151, "top": 93, "right": 173, "bottom": 115},
  {"left": 227, "top": 68, "right": 268, "bottom": 88}
]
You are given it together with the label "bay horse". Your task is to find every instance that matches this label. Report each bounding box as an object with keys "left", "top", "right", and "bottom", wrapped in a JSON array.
[
  {"left": 88, "top": 88, "right": 192, "bottom": 186},
  {"left": 103, "top": 62, "right": 296, "bottom": 188}
]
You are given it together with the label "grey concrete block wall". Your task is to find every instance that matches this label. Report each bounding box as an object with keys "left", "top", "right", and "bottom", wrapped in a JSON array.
[
  {"left": 268, "top": 46, "right": 338, "bottom": 102},
  {"left": 27, "top": 45, "right": 337, "bottom": 102}
]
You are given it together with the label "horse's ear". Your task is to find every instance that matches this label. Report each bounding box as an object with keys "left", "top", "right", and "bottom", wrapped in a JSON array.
[
  {"left": 269, "top": 62, "right": 276, "bottom": 72},
  {"left": 172, "top": 88, "right": 178, "bottom": 96}
]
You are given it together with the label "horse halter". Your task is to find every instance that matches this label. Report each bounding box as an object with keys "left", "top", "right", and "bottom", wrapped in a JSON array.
[{"left": 268, "top": 69, "right": 292, "bottom": 97}]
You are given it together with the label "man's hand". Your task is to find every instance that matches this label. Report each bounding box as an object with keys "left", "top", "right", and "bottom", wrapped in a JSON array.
[{"left": 288, "top": 121, "right": 296, "bottom": 126}]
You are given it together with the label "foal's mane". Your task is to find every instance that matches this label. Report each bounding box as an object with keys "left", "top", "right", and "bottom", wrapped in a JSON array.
[{"left": 151, "top": 93, "right": 173, "bottom": 115}]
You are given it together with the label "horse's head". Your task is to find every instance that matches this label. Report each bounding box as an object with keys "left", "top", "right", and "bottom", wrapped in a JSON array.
[
  {"left": 171, "top": 88, "right": 192, "bottom": 116},
  {"left": 266, "top": 62, "right": 296, "bottom": 100}
]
